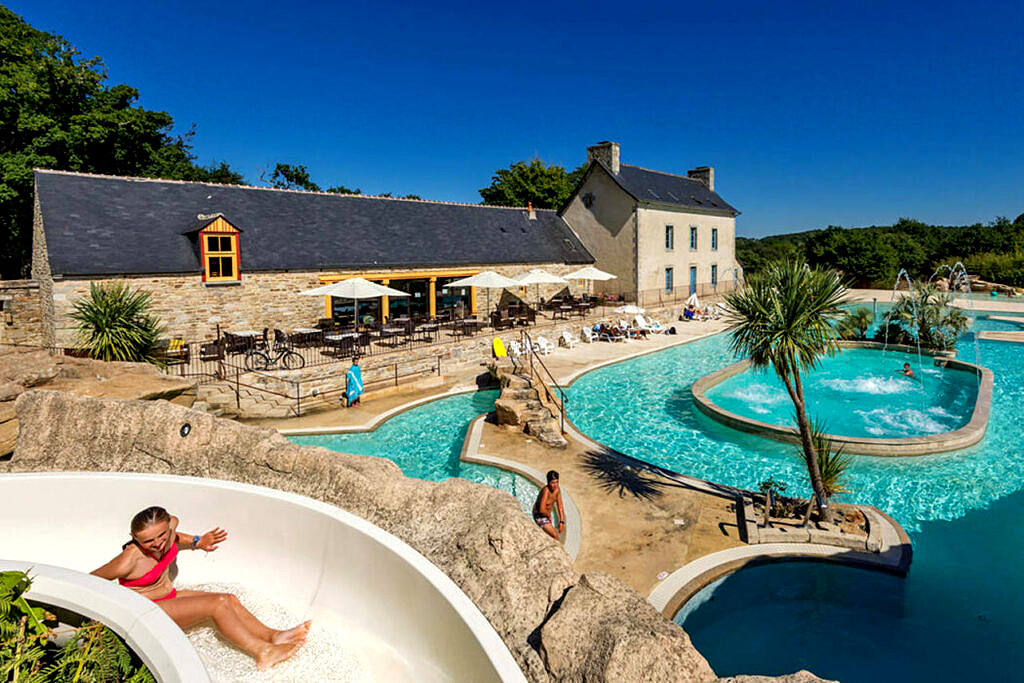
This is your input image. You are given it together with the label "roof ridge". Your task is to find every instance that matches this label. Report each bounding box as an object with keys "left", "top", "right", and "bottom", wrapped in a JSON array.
[
  {"left": 32, "top": 168, "right": 553, "bottom": 212},
  {"left": 620, "top": 163, "right": 704, "bottom": 184}
]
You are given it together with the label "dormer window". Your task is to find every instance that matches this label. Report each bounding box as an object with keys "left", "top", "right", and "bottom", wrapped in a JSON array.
[
  {"left": 189, "top": 215, "right": 242, "bottom": 283},
  {"left": 205, "top": 234, "right": 238, "bottom": 280}
]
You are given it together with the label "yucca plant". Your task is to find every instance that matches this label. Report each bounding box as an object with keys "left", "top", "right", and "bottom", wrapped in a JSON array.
[
  {"left": 837, "top": 306, "right": 874, "bottom": 340},
  {"left": 70, "top": 282, "right": 164, "bottom": 363},
  {"left": 803, "top": 418, "right": 853, "bottom": 500}
]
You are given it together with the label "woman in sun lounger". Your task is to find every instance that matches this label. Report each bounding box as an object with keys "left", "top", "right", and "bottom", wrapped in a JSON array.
[{"left": 92, "top": 506, "right": 309, "bottom": 670}]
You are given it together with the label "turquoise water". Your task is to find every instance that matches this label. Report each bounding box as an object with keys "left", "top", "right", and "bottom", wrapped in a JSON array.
[
  {"left": 288, "top": 390, "right": 537, "bottom": 511},
  {"left": 567, "top": 314, "right": 1024, "bottom": 681},
  {"left": 705, "top": 347, "right": 977, "bottom": 438}
]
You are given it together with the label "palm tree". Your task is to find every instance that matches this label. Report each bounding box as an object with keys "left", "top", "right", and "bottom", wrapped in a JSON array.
[
  {"left": 879, "top": 282, "right": 969, "bottom": 350},
  {"left": 725, "top": 261, "right": 849, "bottom": 523}
]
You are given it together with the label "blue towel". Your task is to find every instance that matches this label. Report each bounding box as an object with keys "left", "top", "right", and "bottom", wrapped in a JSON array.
[{"left": 346, "top": 365, "right": 363, "bottom": 403}]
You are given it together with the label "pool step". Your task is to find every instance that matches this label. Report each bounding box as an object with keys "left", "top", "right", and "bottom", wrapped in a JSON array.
[{"left": 492, "top": 365, "right": 567, "bottom": 449}]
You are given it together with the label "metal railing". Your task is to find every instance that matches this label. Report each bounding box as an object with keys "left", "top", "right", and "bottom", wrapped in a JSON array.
[
  {"left": 215, "top": 354, "right": 445, "bottom": 417},
  {"left": 520, "top": 329, "right": 567, "bottom": 435}
]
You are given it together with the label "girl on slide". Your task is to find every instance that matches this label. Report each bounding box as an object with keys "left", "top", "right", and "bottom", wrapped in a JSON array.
[{"left": 92, "top": 506, "right": 310, "bottom": 670}]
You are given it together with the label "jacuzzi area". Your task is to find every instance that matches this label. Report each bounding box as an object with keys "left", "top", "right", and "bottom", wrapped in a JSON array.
[{"left": 0, "top": 472, "right": 525, "bottom": 683}]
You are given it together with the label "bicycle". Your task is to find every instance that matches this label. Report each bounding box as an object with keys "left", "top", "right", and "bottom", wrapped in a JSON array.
[{"left": 244, "top": 336, "right": 304, "bottom": 371}]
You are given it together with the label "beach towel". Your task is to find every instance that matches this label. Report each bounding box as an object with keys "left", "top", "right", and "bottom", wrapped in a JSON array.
[{"left": 346, "top": 364, "right": 364, "bottom": 404}]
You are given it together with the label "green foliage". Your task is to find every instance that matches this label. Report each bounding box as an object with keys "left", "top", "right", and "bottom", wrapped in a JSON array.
[
  {"left": 478, "top": 158, "right": 586, "bottom": 209},
  {"left": 798, "top": 419, "right": 852, "bottom": 499},
  {"left": 70, "top": 282, "right": 164, "bottom": 362},
  {"left": 725, "top": 261, "right": 849, "bottom": 510},
  {"left": 837, "top": 306, "right": 874, "bottom": 340},
  {"left": 737, "top": 217, "right": 1024, "bottom": 287},
  {"left": 0, "top": 7, "right": 244, "bottom": 277},
  {"left": 1, "top": 570, "right": 155, "bottom": 683},
  {"left": 266, "top": 163, "right": 321, "bottom": 191},
  {"left": 875, "top": 282, "right": 969, "bottom": 350}
]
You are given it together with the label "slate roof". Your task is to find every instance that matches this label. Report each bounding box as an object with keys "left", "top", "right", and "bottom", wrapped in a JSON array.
[
  {"left": 34, "top": 170, "right": 593, "bottom": 276},
  {"left": 595, "top": 162, "right": 739, "bottom": 215}
]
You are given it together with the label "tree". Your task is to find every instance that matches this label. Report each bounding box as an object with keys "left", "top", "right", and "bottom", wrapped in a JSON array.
[
  {"left": 725, "top": 261, "right": 849, "bottom": 523},
  {"left": 264, "top": 163, "right": 321, "bottom": 191},
  {"left": 837, "top": 306, "right": 874, "bottom": 340},
  {"left": 479, "top": 158, "right": 586, "bottom": 209},
  {"left": 876, "top": 282, "right": 970, "bottom": 350},
  {"left": 0, "top": 7, "right": 244, "bottom": 278}
]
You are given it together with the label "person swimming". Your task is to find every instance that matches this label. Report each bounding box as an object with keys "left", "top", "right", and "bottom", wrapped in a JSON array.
[
  {"left": 92, "top": 506, "right": 310, "bottom": 670},
  {"left": 899, "top": 362, "right": 915, "bottom": 378}
]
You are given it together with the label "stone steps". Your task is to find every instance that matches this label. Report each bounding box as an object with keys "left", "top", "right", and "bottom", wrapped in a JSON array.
[{"left": 492, "top": 366, "right": 567, "bottom": 449}]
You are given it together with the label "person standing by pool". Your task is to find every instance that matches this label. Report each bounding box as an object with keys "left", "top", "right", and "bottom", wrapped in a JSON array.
[
  {"left": 91, "top": 506, "right": 309, "bottom": 670},
  {"left": 533, "top": 470, "right": 566, "bottom": 541},
  {"left": 345, "top": 356, "right": 363, "bottom": 407}
]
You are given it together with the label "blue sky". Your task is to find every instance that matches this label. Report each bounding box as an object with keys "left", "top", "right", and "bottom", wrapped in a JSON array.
[{"left": 11, "top": 0, "right": 1024, "bottom": 237}]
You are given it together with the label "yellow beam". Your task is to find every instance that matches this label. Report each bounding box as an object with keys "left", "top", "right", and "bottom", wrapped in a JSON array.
[
  {"left": 428, "top": 277, "right": 437, "bottom": 317},
  {"left": 470, "top": 286, "right": 478, "bottom": 315},
  {"left": 381, "top": 279, "right": 389, "bottom": 321},
  {"left": 318, "top": 268, "right": 480, "bottom": 284}
]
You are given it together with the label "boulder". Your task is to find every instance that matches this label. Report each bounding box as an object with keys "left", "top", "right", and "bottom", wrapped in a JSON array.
[
  {"left": 495, "top": 396, "right": 527, "bottom": 426},
  {"left": 719, "top": 672, "right": 834, "bottom": 683},
  {"left": 540, "top": 572, "right": 717, "bottom": 682}
]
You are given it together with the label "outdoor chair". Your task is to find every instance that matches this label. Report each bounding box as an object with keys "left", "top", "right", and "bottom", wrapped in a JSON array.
[
  {"left": 581, "top": 327, "right": 597, "bottom": 343},
  {"left": 534, "top": 335, "right": 556, "bottom": 356},
  {"left": 559, "top": 330, "right": 579, "bottom": 349},
  {"left": 199, "top": 341, "right": 224, "bottom": 362}
]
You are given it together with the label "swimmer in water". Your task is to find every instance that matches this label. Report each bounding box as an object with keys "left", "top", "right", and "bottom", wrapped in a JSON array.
[
  {"left": 899, "top": 362, "right": 915, "bottom": 378},
  {"left": 92, "top": 506, "right": 310, "bottom": 670}
]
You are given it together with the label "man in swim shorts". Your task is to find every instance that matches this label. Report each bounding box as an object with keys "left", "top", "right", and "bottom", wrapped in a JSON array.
[{"left": 533, "top": 470, "right": 566, "bottom": 541}]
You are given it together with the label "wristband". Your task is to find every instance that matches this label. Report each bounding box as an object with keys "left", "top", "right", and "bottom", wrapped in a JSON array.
[{"left": 192, "top": 535, "right": 201, "bottom": 549}]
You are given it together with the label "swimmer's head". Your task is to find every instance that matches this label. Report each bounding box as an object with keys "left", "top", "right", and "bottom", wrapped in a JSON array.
[{"left": 130, "top": 506, "right": 171, "bottom": 554}]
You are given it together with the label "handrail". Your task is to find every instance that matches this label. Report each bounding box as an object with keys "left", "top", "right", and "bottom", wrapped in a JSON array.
[{"left": 520, "top": 330, "right": 567, "bottom": 435}]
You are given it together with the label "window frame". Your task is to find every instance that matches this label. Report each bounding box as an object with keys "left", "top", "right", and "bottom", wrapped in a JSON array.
[
  {"left": 665, "top": 225, "right": 674, "bottom": 251},
  {"left": 664, "top": 267, "right": 674, "bottom": 292},
  {"left": 711, "top": 264, "right": 718, "bottom": 286},
  {"left": 689, "top": 225, "right": 698, "bottom": 251},
  {"left": 711, "top": 227, "right": 718, "bottom": 251},
  {"left": 200, "top": 229, "right": 241, "bottom": 283}
]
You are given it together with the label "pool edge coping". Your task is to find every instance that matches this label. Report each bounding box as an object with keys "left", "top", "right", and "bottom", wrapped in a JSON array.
[
  {"left": 459, "top": 414, "right": 583, "bottom": 561},
  {"left": 689, "top": 340, "right": 994, "bottom": 456}
]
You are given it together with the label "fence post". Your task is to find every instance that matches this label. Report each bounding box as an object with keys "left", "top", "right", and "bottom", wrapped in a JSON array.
[
  {"left": 235, "top": 367, "right": 240, "bottom": 410},
  {"left": 436, "top": 355, "right": 441, "bottom": 377},
  {"left": 394, "top": 363, "right": 398, "bottom": 387},
  {"left": 295, "top": 379, "right": 301, "bottom": 417}
]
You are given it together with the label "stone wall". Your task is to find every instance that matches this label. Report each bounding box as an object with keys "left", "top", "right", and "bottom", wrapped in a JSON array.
[
  {"left": 0, "top": 280, "right": 45, "bottom": 347},
  {"left": 46, "top": 262, "right": 589, "bottom": 347}
]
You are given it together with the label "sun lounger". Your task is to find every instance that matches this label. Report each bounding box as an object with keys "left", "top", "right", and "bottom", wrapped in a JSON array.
[
  {"left": 635, "top": 315, "right": 667, "bottom": 334},
  {"left": 560, "top": 330, "right": 579, "bottom": 349},
  {"left": 581, "top": 327, "right": 598, "bottom": 343}
]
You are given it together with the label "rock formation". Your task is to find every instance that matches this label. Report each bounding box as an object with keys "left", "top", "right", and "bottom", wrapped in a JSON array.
[{"left": 6, "top": 390, "right": 823, "bottom": 682}]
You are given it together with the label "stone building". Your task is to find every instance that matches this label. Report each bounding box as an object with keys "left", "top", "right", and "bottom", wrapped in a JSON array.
[
  {"left": 561, "top": 141, "right": 741, "bottom": 304},
  {"left": 27, "top": 170, "right": 593, "bottom": 346}
]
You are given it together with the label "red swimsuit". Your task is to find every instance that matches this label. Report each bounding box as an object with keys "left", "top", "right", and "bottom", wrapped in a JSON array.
[{"left": 119, "top": 542, "right": 178, "bottom": 601}]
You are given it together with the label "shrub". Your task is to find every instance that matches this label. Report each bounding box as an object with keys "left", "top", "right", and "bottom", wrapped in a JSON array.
[
  {"left": 0, "top": 570, "right": 155, "bottom": 682},
  {"left": 70, "top": 282, "right": 164, "bottom": 363},
  {"left": 837, "top": 307, "right": 874, "bottom": 340}
]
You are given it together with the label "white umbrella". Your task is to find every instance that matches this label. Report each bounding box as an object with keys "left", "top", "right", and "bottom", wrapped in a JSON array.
[
  {"left": 685, "top": 293, "right": 700, "bottom": 308},
  {"left": 614, "top": 305, "right": 645, "bottom": 315},
  {"left": 564, "top": 266, "right": 617, "bottom": 281},
  {"left": 300, "top": 277, "right": 409, "bottom": 324},
  {"left": 513, "top": 269, "right": 568, "bottom": 309},
  {"left": 445, "top": 271, "right": 519, "bottom": 318}
]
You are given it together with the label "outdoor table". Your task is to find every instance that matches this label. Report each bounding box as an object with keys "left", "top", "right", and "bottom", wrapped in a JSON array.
[
  {"left": 292, "top": 327, "right": 319, "bottom": 334},
  {"left": 556, "top": 305, "right": 573, "bottom": 320},
  {"left": 234, "top": 330, "right": 262, "bottom": 337}
]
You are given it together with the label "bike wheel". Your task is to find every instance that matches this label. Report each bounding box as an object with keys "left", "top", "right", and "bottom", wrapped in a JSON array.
[
  {"left": 244, "top": 351, "right": 270, "bottom": 371},
  {"left": 282, "top": 351, "right": 305, "bottom": 370}
]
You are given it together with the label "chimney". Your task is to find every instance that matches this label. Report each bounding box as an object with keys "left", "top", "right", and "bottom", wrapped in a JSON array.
[
  {"left": 527, "top": 201, "right": 536, "bottom": 220},
  {"left": 587, "top": 141, "right": 620, "bottom": 175},
  {"left": 687, "top": 166, "right": 714, "bottom": 192}
]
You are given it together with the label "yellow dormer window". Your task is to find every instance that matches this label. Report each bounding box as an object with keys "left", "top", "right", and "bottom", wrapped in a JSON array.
[{"left": 198, "top": 217, "right": 241, "bottom": 282}]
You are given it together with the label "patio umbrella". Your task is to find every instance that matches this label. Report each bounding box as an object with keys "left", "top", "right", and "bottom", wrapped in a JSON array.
[
  {"left": 513, "top": 269, "right": 568, "bottom": 308},
  {"left": 614, "top": 304, "right": 645, "bottom": 315},
  {"left": 300, "top": 277, "right": 409, "bottom": 325},
  {"left": 564, "top": 266, "right": 617, "bottom": 281},
  {"left": 685, "top": 293, "right": 700, "bottom": 308},
  {"left": 445, "top": 271, "right": 519, "bottom": 319}
]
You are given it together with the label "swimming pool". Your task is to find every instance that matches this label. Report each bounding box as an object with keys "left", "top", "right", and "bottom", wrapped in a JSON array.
[
  {"left": 287, "top": 390, "right": 537, "bottom": 512},
  {"left": 568, "top": 312, "right": 1024, "bottom": 681},
  {"left": 704, "top": 346, "right": 977, "bottom": 438}
]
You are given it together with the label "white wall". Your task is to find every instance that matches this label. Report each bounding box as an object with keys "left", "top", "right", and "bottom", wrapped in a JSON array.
[{"left": 636, "top": 207, "right": 737, "bottom": 295}]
